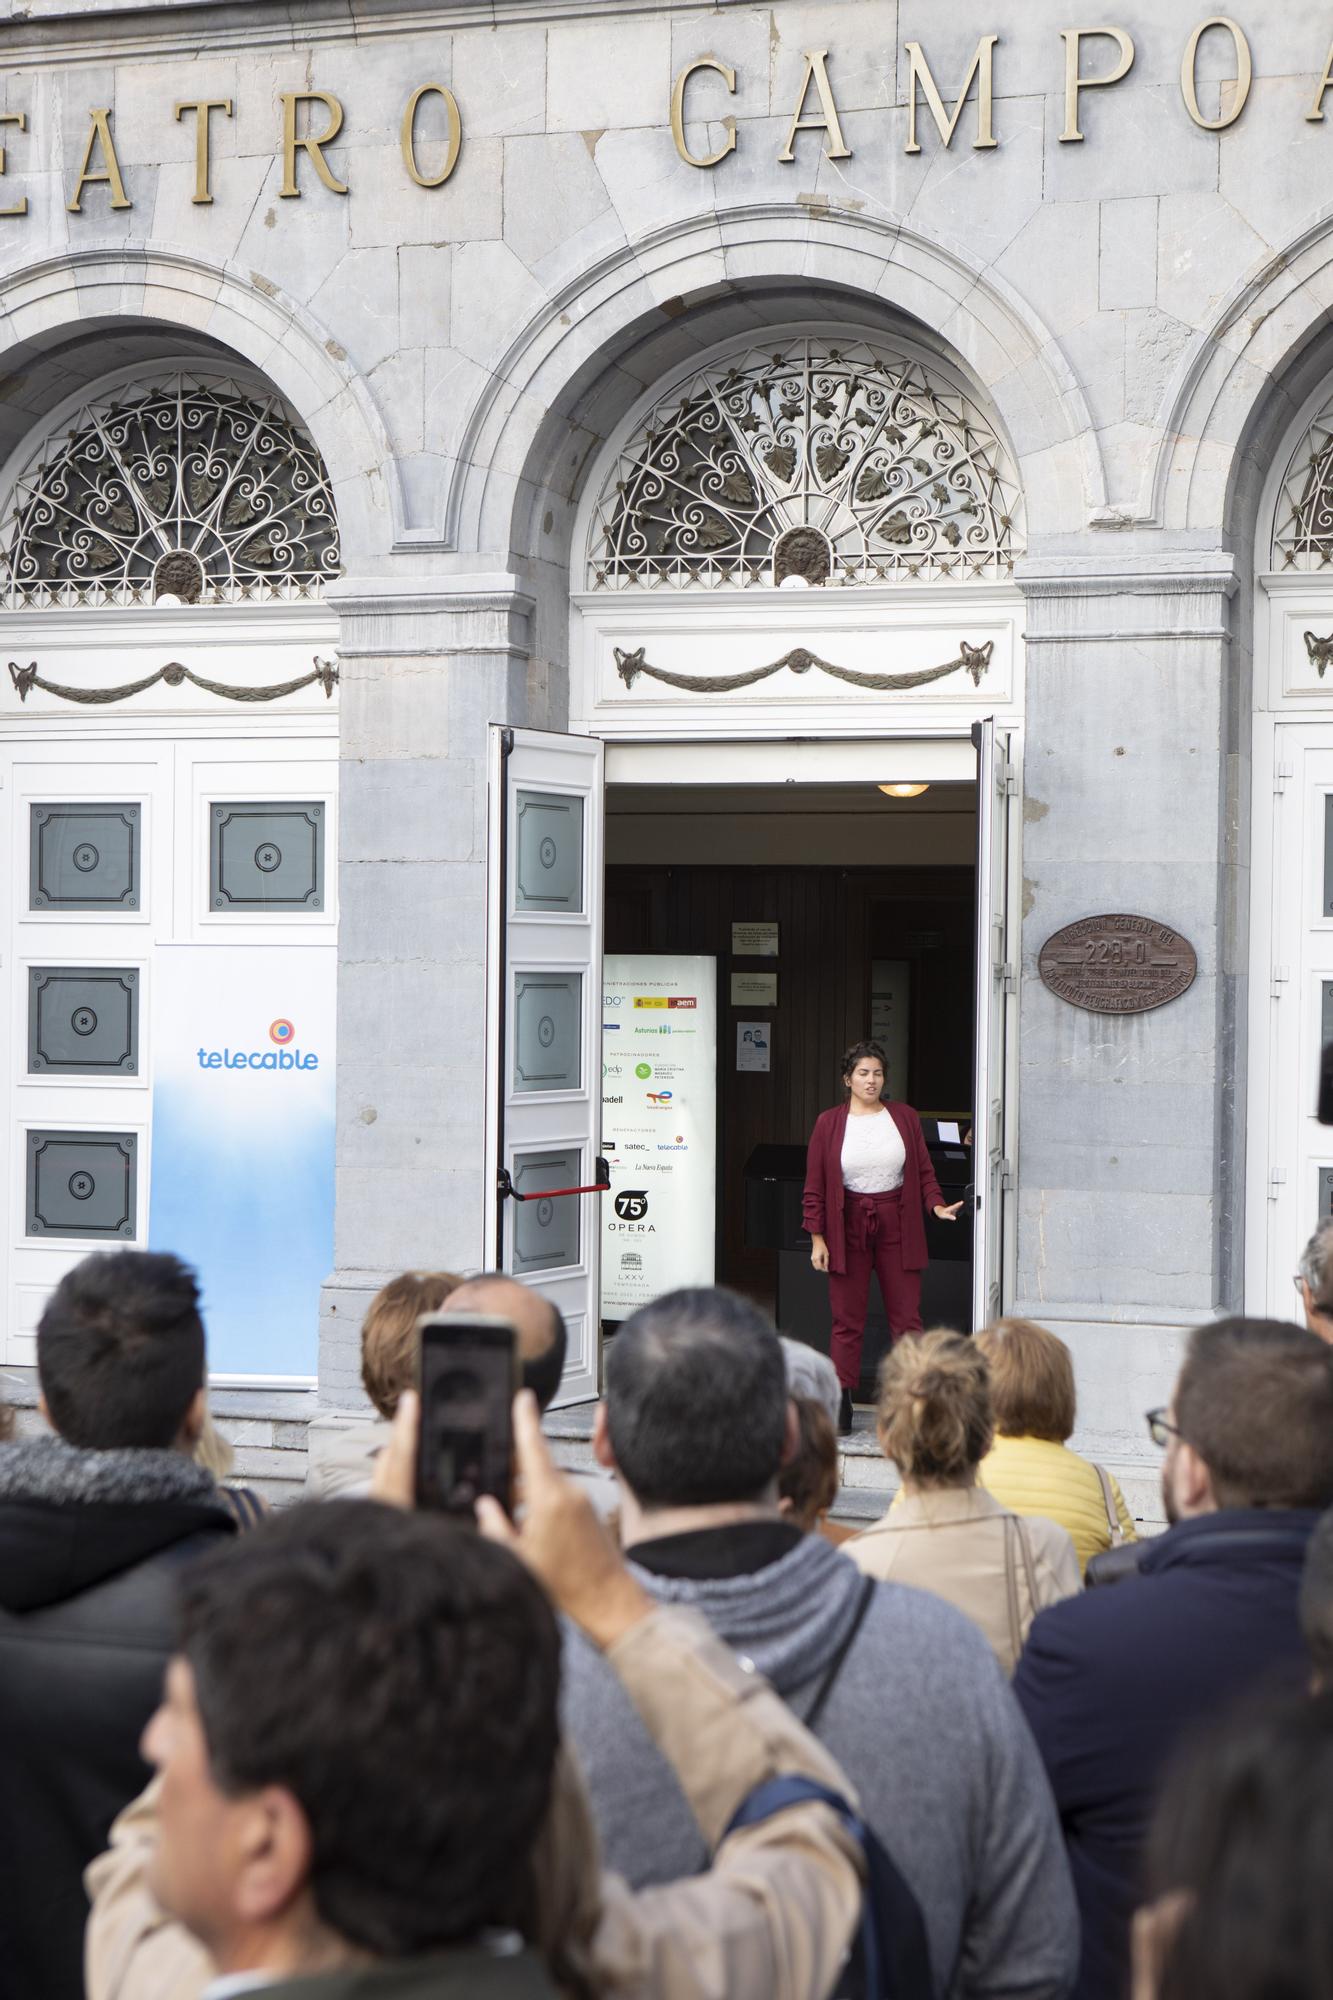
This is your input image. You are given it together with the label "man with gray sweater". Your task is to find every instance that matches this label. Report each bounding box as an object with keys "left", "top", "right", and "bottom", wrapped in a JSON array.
[{"left": 562, "top": 1288, "right": 1079, "bottom": 2000}]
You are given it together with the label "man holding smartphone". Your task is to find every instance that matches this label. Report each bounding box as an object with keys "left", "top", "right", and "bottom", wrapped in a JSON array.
[{"left": 86, "top": 1391, "right": 867, "bottom": 2000}]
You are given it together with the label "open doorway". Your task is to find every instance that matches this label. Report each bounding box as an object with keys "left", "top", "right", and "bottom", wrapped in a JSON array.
[
  {"left": 601, "top": 771, "right": 982, "bottom": 1393},
  {"left": 485, "top": 724, "right": 1014, "bottom": 1407}
]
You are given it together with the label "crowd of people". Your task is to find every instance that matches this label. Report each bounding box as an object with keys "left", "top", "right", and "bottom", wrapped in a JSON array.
[{"left": 2, "top": 1224, "right": 1333, "bottom": 2000}]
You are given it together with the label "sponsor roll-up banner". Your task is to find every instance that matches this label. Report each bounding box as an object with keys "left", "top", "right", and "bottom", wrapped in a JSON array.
[
  {"left": 149, "top": 944, "right": 335, "bottom": 1378},
  {"left": 601, "top": 953, "right": 716, "bottom": 1316}
]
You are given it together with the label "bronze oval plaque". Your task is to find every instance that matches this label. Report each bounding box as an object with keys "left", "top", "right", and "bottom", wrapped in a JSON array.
[{"left": 1038, "top": 914, "right": 1197, "bottom": 1016}]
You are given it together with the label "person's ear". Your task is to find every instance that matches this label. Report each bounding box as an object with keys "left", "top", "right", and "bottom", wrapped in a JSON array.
[
  {"left": 1174, "top": 1439, "right": 1215, "bottom": 1514},
  {"left": 233, "top": 1787, "right": 312, "bottom": 1927},
  {"left": 592, "top": 1403, "right": 617, "bottom": 1473},
  {"left": 779, "top": 1398, "right": 800, "bottom": 1471},
  {"left": 179, "top": 1387, "right": 208, "bottom": 1448}
]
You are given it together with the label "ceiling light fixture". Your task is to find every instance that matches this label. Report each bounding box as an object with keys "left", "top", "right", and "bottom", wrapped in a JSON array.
[{"left": 878, "top": 783, "right": 929, "bottom": 799}]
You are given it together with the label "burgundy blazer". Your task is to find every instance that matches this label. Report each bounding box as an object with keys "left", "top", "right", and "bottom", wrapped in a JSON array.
[{"left": 802, "top": 1101, "right": 944, "bottom": 1276}]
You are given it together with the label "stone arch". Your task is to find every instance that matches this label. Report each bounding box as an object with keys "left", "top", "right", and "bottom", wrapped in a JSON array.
[
  {"left": 0, "top": 246, "right": 402, "bottom": 564},
  {"left": 447, "top": 203, "right": 1107, "bottom": 567},
  {"left": 1149, "top": 211, "right": 1333, "bottom": 537}
]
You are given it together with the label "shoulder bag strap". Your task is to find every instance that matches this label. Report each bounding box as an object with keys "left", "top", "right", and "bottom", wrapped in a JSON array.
[
  {"left": 1092, "top": 1462, "right": 1126, "bottom": 1546},
  {"left": 802, "top": 1576, "right": 876, "bottom": 1732},
  {"left": 1002, "top": 1514, "right": 1024, "bottom": 1667}
]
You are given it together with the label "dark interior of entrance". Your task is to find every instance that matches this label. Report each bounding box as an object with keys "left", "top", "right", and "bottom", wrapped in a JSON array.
[{"left": 605, "top": 779, "right": 979, "bottom": 1383}]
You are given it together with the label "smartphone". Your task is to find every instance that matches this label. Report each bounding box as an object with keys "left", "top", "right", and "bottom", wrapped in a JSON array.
[{"left": 414, "top": 1313, "right": 517, "bottom": 1517}]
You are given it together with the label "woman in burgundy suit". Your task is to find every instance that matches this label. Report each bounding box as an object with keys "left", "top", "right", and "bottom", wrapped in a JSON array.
[{"left": 803, "top": 1039, "right": 964, "bottom": 1432}]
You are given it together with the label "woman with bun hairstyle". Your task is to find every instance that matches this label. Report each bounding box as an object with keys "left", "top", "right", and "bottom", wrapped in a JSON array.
[
  {"left": 803, "top": 1038, "right": 964, "bottom": 1433},
  {"left": 847, "top": 1329, "right": 1080, "bottom": 1675}
]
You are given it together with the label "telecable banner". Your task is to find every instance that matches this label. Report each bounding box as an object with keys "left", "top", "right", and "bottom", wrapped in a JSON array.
[{"left": 149, "top": 943, "right": 335, "bottom": 1378}]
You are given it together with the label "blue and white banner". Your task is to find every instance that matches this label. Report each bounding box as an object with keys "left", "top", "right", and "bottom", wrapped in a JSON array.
[{"left": 149, "top": 944, "right": 335, "bottom": 1379}]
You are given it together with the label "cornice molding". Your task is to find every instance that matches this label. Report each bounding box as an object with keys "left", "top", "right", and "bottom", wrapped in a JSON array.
[{"left": 0, "top": 0, "right": 716, "bottom": 65}]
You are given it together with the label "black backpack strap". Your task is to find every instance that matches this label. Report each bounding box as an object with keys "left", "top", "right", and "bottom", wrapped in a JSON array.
[
  {"left": 803, "top": 1576, "right": 876, "bottom": 1732},
  {"left": 725, "top": 1774, "right": 934, "bottom": 2000}
]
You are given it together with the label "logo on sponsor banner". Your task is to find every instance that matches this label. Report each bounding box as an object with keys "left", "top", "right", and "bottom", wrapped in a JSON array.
[
  {"left": 646, "top": 1090, "right": 673, "bottom": 1106},
  {"left": 603, "top": 1061, "right": 623, "bottom": 1078},
  {"left": 620, "top": 1252, "right": 643, "bottom": 1270},
  {"left": 657, "top": 1141, "right": 688, "bottom": 1151},
  {"left": 603, "top": 995, "right": 625, "bottom": 1008},
  {"left": 603, "top": 1023, "right": 620, "bottom": 1031},
  {"left": 634, "top": 996, "right": 698, "bottom": 1009},
  {"left": 622, "top": 1142, "right": 650, "bottom": 1152},
  {"left": 635, "top": 1062, "right": 652, "bottom": 1079},
  {"left": 198, "top": 1016, "right": 318, "bottom": 1072},
  {"left": 614, "top": 1191, "right": 649, "bottom": 1221},
  {"left": 603, "top": 1094, "right": 623, "bottom": 1105}
]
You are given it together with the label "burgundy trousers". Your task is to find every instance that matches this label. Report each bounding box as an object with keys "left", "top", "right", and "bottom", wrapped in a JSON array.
[{"left": 828, "top": 1188, "right": 924, "bottom": 1389}]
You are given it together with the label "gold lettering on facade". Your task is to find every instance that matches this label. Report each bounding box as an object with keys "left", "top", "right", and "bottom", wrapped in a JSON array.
[
  {"left": 904, "top": 36, "right": 999, "bottom": 152},
  {"left": 1308, "top": 43, "right": 1333, "bottom": 120},
  {"left": 1059, "top": 27, "right": 1136, "bottom": 141},
  {"left": 279, "top": 92, "right": 349, "bottom": 198},
  {"left": 67, "top": 108, "right": 132, "bottom": 212},
  {"left": 1180, "top": 17, "right": 1252, "bottom": 130},
  {"left": 670, "top": 56, "right": 737, "bottom": 167},
  {"left": 777, "top": 49, "right": 852, "bottom": 162},
  {"left": 401, "top": 82, "right": 462, "bottom": 187},
  {"left": 174, "top": 98, "right": 233, "bottom": 205},
  {"left": 0, "top": 112, "right": 28, "bottom": 217}
]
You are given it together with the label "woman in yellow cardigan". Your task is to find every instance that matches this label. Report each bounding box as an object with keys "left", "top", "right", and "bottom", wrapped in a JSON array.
[{"left": 975, "top": 1317, "right": 1137, "bottom": 1575}]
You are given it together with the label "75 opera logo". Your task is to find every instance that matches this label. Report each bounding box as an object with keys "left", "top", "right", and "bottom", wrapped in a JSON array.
[{"left": 614, "top": 1191, "right": 649, "bottom": 1221}]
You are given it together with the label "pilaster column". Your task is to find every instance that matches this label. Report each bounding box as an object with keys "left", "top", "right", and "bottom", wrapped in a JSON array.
[
  {"left": 1014, "top": 550, "right": 1241, "bottom": 1454},
  {"left": 317, "top": 576, "right": 534, "bottom": 1407}
]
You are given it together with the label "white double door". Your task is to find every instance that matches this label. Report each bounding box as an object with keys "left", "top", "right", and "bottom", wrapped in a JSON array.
[
  {"left": 484, "top": 724, "right": 1016, "bottom": 1403},
  {"left": 0, "top": 726, "right": 337, "bottom": 1371},
  {"left": 1251, "top": 721, "right": 1333, "bottom": 1317}
]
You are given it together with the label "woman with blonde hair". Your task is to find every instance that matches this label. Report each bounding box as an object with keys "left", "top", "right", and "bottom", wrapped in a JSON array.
[
  {"left": 848, "top": 1328, "right": 1080, "bottom": 1673},
  {"left": 975, "top": 1316, "right": 1137, "bottom": 1575}
]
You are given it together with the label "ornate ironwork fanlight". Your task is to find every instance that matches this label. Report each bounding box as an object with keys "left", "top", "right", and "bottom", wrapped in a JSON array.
[
  {"left": 586, "top": 336, "right": 1022, "bottom": 590},
  {"left": 1273, "top": 403, "right": 1333, "bottom": 571},
  {"left": 0, "top": 372, "right": 340, "bottom": 608}
]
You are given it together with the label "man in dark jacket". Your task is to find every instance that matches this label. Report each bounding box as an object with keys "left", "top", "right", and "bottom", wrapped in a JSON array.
[
  {"left": 1013, "top": 1317, "right": 1333, "bottom": 2000},
  {"left": 562, "top": 1286, "right": 1080, "bottom": 2000},
  {"left": 0, "top": 1250, "right": 234, "bottom": 2000}
]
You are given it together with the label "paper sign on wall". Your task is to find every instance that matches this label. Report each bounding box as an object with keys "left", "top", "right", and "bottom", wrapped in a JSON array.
[
  {"left": 737, "top": 1022, "right": 771, "bottom": 1072},
  {"left": 149, "top": 944, "right": 335, "bottom": 1379},
  {"left": 601, "top": 954, "right": 716, "bottom": 1317},
  {"left": 731, "top": 971, "right": 778, "bottom": 1006},
  {"left": 732, "top": 921, "right": 779, "bottom": 956}
]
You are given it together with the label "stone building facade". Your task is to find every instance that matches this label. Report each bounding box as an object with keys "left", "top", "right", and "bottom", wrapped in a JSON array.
[{"left": 2, "top": 0, "right": 1332, "bottom": 1502}]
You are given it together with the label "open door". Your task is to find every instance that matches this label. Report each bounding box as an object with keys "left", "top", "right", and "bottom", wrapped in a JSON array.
[
  {"left": 972, "top": 720, "right": 1015, "bottom": 1331},
  {"left": 485, "top": 726, "right": 605, "bottom": 1405}
]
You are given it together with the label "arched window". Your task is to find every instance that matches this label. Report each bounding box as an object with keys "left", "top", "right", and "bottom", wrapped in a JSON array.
[
  {"left": 1271, "top": 393, "right": 1333, "bottom": 570},
  {"left": 0, "top": 371, "right": 339, "bottom": 608},
  {"left": 585, "top": 334, "right": 1022, "bottom": 591}
]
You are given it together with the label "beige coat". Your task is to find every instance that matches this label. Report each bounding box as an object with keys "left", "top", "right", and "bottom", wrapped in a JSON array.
[
  {"left": 847, "top": 1484, "right": 1082, "bottom": 1676},
  {"left": 85, "top": 1604, "right": 863, "bottom": 2000}
]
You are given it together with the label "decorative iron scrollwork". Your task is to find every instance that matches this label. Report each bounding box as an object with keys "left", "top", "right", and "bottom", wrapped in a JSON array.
[
  {"left": 8, "top": 655, "right": 339, "bottom": 706},
  {"left": 588, "top": 337, "right": 1021, "bottom": 591},
  {"left": 612, "top": 638, "right": 993, "bottom": 695},
  {"left": 0, "top": 372, "right": 339, "bottom": 607}
]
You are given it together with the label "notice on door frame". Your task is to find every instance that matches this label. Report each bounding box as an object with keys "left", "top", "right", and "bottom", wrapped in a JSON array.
[
  {"left": 731, "top": 971, "right": 778, "bottom": 1006},
  {"left": 732, "top": 920, "right": 779, "bottom": 956}
]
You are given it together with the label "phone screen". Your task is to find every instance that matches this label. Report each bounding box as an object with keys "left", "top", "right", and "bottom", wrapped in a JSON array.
[{"left": 415, "top": 1314, "right": 517, "bottom": 1517}]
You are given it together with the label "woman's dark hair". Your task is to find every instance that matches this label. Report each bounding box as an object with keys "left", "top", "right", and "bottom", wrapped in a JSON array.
[
  {"left": 181, "top": 1500, "right": 560, "bottom": 1957},
  {"left": 1145, "top": 1691, "right": 1333, "bottom": 2000},
  {"left": 840, "top": 1039, "right": 888, "bottom": 1088}
]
